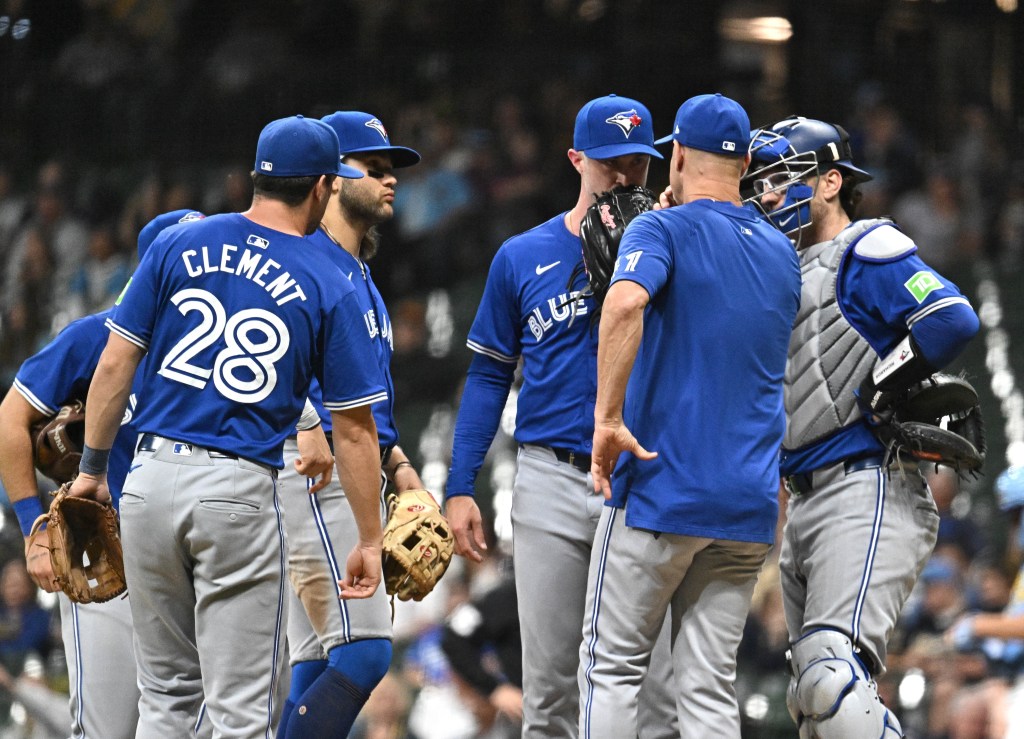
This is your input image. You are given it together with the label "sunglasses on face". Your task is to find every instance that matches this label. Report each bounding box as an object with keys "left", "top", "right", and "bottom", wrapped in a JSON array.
[{"left": 751, "top": 171, "right": 795, "bottom": 196}]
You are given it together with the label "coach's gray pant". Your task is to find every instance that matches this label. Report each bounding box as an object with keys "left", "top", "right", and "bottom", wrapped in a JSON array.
[
  {"left": 120, "top": 439, "right": 287, "bottom": 739},
  {"left": 578, "top": 505, "right": 771, "bottom": 739},
  {"left": 513, "top": 445, "right": 678, "bottom": 738}
]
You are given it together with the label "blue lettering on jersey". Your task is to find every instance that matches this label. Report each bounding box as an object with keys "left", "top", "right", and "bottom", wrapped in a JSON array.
[{"left": 180, "top": 245, "right": 308, "bottom": 306}]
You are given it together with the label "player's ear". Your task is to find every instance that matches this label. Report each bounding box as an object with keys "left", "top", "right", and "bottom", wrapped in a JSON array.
[
  {"left": 568, "top": 148, "right": 585, "bottom": 174},
  {"left": 672, "top": 142, "right": 685, "bottom": 175}
]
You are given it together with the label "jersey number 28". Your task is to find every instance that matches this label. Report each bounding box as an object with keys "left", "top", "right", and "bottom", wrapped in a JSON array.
[{"left": 157, "top": 288, "right": 290, "bottom": 404}]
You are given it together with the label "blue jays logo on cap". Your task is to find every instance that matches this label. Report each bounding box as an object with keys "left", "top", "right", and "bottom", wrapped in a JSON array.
[
  {"left": 365, "top": 118, "right": 389, "bottom": 141},
  {"left": 320, "top": 111, "right": 422, "bottom": 168},
  {"left": 605, "top": 109, "right": 644, "bottom": 138},
  {"left": 573, "top": 94, "right": 663, "bottom": 160}
]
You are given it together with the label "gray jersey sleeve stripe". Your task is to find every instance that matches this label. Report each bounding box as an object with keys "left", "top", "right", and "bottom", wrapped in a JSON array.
[
  {"left": 104, "top": 319, "right": 150, "bottom": 350},
  {"left": 13, "top": 379, "right": 57, "bottom": 415},
  {"left": 323, "top": 391, "right": 389, "bottom": 411},
  {"left": 466, "top": 340, "right": 519, "bottom": 364},
  {"left": 906, "top": 296, "right": 972, "bottom": 327}
]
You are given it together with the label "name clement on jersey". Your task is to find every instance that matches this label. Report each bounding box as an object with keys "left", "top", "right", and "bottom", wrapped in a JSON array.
[{"left": 180, "top": 243, "right": 308, "bottom": 306}]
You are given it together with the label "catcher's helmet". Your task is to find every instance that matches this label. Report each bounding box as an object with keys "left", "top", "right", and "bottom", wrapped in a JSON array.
[
  {"left": 997, "top": 466, "right": 1024, "bottom": 512},
  {"left": 770, "top": 117, "right": 873, "bottom": 184},
  {"left": 741, "top": 129, "right": 817, "bottom": 235}
]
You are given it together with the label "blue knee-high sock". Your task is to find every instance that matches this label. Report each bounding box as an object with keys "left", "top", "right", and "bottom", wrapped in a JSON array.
[
  {"left": 285, "top": 639, "right": 392, "bottom": 736},
  {"left": 277, "top": 659, "right": 327, "bottom": 739}
]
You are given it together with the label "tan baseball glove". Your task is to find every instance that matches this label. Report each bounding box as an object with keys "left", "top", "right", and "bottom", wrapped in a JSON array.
[
  {"left": 382, "top": 489, "right": 454, "bottom": 602},
  {"left": 29, "top": 483, "right": 127, "bottom": 603}
]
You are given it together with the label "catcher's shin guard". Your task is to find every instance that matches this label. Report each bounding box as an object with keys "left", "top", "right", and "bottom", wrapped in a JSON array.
[{"left": 786, "top": 630, "right": 903, "bottom": 738}]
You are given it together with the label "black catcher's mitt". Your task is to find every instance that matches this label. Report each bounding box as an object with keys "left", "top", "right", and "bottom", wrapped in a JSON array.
[
  {"left": 31, "top": 401, "right": 86, "bottom": 484},
  {"left": 575, "top": 185, "right": 655, "bottom": 306},
  {"left": 870, "top": 373, "right": 986, "bottom": 474}
]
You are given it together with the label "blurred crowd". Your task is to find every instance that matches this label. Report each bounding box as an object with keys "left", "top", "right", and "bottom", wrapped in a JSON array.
[{"left": 0, "top": 1, "right": 1023, "bottom": 737}]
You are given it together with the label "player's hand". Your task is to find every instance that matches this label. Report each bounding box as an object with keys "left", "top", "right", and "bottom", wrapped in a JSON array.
[
  {"left": 446, "top": 495, "right": 487, "bottom": 563},
  {"left": 654, "top": 185, "right": 677, "bottom": 210},
  {"left": 490, "top": 684, "right": 523, "bottom": 721},
  {"left": 338, "top": 541, "right": 382, "bottom": 599},
  {"left": 591, "top": 418, "right": 656, "bottom": 500},
  {"left": 295, "top": 426, "right": 334, "bottom": 494},
  {"left": 67, "top": 472, "right": 111, "bottom": 505},
  {"left": 24, "top": 528, "right": 58, "bottom": 593}
]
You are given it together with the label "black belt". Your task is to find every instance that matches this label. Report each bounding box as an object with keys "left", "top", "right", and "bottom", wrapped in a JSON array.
[
  {"left": 786, "top": 454, "right": 888, "bottom": 496},
  {"left": 137, "top": 431, "right": 280, "bottom": 476},
  {"left": 549, "top": 447, "right": 592, "bottom": 473}
]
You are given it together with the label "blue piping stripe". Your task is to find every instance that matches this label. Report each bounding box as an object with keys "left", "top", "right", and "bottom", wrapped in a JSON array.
[
  {"left": 72, "top": 601, "right": 84, "bottom": 735},
  {"left": 581, "top": 508, "right": 617, "bottom": 739},
  {"left": 12, "top": 380, "right": 56, "bottom": 415},
  {"left": 193, "top": 702, "right": 206, "bottom": 735},
  {"left": 265, "top": 478, "right": 287, "bottom": 737},
  {"left": 309, "top": 481, "right": 351, "bottom": 641},
  {"left": 851, "top": 467, "right": 885, "bottom": 645}
]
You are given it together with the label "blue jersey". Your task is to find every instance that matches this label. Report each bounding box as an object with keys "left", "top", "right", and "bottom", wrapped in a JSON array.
[
  {"left": 107, "top": 213, "right": 388, "bottom": 469},
  {"left": 14, "top": 310, "right": 143, "bottom": 508},
  {"left": 609, "top": 200, "right": 800, "bottom": 543},
  {"left": 780, "top": 222, "right": 978, "bottom": 476},
  {"left": 463, "top": 213, "right": 596, "bottom": 450},
  {"left": 302, "top": 228, "right": 398, "bottom": 446}
]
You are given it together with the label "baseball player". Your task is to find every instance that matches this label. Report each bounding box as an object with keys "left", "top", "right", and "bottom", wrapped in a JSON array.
[
  {"left": 445, "top": 93, "right": 678, "bottom": 737},
  {"left": 580, "top": 93, "right": 800, "bottom": 738},
  {"left": 67, "top": 115, "right": 388, "bottom": 737},
  {"left": 748, "top": 116, "right": 980, "bottom": 736},
  {"left": 0, "top": 208, "right": 204, "bottom": 739},
  {"left": 275, "top": 110, "right": 424, "bottom": 738}
]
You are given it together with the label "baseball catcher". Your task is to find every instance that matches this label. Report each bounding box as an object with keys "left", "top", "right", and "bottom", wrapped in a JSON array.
[
  {"left": 31, "top": 400, "right": 85, "bottom": 484},
  {"left": 572, "top": 184, "right": 655, "bottom": 308},
  {"left": 29, "top": 482, "right": 127, "bottom": 604},
  {"left": 381, "top": 489, "right": 454, "bottom": 602}
]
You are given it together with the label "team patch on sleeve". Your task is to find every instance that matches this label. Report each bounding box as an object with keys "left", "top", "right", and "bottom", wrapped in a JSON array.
[{"left": 904, "top": 271, "right": 943, "bottom": 303}]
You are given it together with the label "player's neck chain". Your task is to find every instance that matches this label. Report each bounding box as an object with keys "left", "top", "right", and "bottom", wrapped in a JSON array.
[{"left": 320, "top": 223, "right": 366, "bottom": 279}]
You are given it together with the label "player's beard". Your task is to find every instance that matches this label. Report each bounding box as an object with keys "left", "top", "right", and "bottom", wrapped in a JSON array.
[{"left": 338, "top": 184, "right": 391, "bottom": 261}]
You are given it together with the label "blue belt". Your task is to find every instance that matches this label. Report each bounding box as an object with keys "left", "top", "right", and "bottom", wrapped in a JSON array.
[{"left": 785, "top": 454, "right": 887, "bottom": 496}]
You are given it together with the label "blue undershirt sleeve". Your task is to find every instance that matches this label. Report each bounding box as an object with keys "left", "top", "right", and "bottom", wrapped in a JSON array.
[
  {"left": 910, "top": 301, "right": 980, "bottom": 370},
  {"left": 445, "top": 353, "right": 517, "bottom": 498}
]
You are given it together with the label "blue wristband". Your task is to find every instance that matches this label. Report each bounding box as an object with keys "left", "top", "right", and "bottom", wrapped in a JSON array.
[
  {"left": 12, "top": 498, "right": 45, "bottom": 537},
  {"left": 79, "top": 445, "right": 111, "bottom": 476}
]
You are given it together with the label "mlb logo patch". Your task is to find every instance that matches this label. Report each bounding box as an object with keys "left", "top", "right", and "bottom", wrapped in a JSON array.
[
  {"left": 172, "top": 443, "right": 193, "bottom": 457},
  {"left": 247, "top": 234, "right": 270, "bottom": 249},
  {"left": 260, "top": 161, "right": 273, "bottom": 172},
  {"left": 722, "top": 141, "right": 736, "bottom": 152}
]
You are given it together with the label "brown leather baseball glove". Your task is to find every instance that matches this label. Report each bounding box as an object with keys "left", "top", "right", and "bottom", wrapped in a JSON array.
[{"left": 382, "top": 489, "right": 454, "bottom": 602}]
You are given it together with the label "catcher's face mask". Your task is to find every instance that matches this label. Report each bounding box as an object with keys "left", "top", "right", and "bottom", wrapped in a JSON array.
[{"left": 742, "top": 129, "right": 818, "bottom": 242}]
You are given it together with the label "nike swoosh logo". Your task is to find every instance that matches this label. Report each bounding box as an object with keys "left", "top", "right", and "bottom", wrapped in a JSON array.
[
  {"left": 778, "top": 214, "right": 795, "bottom": 227},
  {"left": 535, "top": 261, "right": 560, "bottom": 275},
  {"left": 129, "top": 464, "right": 143, "bottom": 473}
]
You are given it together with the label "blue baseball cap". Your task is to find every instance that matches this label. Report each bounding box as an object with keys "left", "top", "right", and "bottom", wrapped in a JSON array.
[
  {"left": 573, "top": 94, "right": 662, "bottom": 160},
  {"left": 254, "top": 115, "right": 364, "bottom": 179},
  {"left": 655, "top": 93, "right": 750, "bottom": 157},
  {"left": 321, "top": 111, "right": 421, "bottom": 168},
  {"left": 137, "top": 209, "right": 205, "bottom": 261}
]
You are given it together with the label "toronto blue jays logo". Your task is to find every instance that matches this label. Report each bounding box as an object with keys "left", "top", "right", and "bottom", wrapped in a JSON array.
[
  {"left": 605, "top": 109, "right": 643, "bottom": 138},
  {"left": 365, "top": 118, "right": 389, "bottom": 141}
]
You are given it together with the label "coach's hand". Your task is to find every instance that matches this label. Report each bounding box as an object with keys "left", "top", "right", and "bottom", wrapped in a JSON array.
[
  {"left": 338, "top": 540, "right": 382, "bottom": 599},
  {"left": 446, "top": 495, "right": 487, "bottom": 563},
  {"left": 592, "top": 419, "right": 656, "bottom": 500},
  {"left": 295, "top": 426, "right": 334, "bottom": 493}
]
